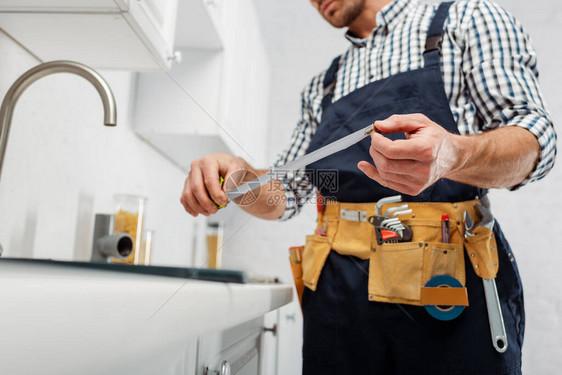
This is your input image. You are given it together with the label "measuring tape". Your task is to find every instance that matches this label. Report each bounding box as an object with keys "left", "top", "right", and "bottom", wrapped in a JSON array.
[
  {"left": 225, "top": 123, "right": 375, "bottom": 201},
  {"left": 424, "top": 275, "right": 466, "bottom": 321}
]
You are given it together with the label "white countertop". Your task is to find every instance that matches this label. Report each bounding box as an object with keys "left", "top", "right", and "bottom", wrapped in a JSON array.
[{"left": 0, "top": 259, "right": 293, "bottom": 375}]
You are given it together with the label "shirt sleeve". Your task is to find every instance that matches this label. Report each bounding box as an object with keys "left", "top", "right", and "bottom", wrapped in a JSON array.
[
  {"left": 272, "top": 77, "right": 323, "bottom": 221},
  {"left": 462, "top": 0, "right": 557, "bottom": 188}
]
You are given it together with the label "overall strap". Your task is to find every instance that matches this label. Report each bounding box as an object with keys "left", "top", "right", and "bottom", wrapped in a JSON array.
[
  {"left": 424, "top": 1, "right": 454, "bottom": 67},
  {"left": 321, "top": 55, "right": 341, "bottom": 111}
]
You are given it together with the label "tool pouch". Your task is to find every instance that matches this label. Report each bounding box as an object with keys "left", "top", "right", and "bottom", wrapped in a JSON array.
[
  {"left": 464, "top": 225, "right": 499, "bottom": 279},
  {"left": 288, "top": 246, "right": 305, "bottom": 309},
  {"left": 301, "top": 216, "right": 337, "bottom": 291},
  {"left": 302, "top": 235, "right": 332, "bottom": 291},
  {"left": 368, "top": 218, "right": 466, "bottom": 306},
  {"left": 300, "top": 201, "right": 482, "bottom": 307}
]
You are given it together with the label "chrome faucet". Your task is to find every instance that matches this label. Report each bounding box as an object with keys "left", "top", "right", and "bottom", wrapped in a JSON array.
[
  {"left": 0, "top": 60, "right": 117, "bottom": 255},
  {"left": 0, "top": 60, "right": 117, "bottom": 183}
]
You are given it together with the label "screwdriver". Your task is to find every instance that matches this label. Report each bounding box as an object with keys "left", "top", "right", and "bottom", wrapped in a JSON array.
[{"left": 441, "top": 214, "right": 450, "bottom": 243}]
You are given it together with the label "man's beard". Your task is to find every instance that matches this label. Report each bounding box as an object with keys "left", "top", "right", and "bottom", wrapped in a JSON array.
[{"left": 325, "top": 0, "right": 366, "bottom": 28}]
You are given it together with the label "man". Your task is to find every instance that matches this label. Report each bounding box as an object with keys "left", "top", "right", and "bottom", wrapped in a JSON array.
[{"left": 181, "top": 0, "right": 556, "bottom": 373}]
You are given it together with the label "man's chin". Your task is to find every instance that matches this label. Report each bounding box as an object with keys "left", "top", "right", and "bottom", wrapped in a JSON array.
[{"left": 323, "top": 14, "right": 348, "bottom": 28}]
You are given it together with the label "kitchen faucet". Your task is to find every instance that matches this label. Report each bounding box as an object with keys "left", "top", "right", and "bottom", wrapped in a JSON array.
[
  {"left": 0, "top": 60, "right": 117, "bottom": 182},
  {"left": 0, "top": 60, "right": 117, "bottom": 254}
]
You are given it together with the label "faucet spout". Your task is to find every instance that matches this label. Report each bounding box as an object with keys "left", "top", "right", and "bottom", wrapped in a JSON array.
[{"left": 0, "top": 60, "right": 117, "bottom": 183}]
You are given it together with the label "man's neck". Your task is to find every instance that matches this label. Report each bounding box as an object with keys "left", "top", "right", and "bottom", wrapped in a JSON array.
[{"left": 347, "top": 0, "right": 395, "bottom": 39}]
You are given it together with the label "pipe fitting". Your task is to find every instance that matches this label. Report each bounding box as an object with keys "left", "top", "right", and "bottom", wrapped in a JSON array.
[
  {"left": 96, "top": 233, "right": 133, "bottom": 260},
  {"left": 91, "top": 214, "right": 132, "bottom": 262}
]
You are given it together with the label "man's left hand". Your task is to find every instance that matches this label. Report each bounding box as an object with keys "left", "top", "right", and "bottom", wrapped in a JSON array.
[{"left": 357, "top": 114, "right": 459, "bottom": 196}]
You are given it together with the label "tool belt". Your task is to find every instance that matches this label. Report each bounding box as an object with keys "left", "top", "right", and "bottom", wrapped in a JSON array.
[{"left": 300, "top": 199, "right": 499, "bottom": 307}]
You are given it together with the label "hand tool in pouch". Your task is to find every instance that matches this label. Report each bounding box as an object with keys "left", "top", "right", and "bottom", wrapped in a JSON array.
[
  {"left": 225, "top": 124, "right": 375, "bottom": 201},
  {"left": 465, "top": 204, "right": 508, "bottom": 353},
  {"left": 419, "top": 213, "right": 467, "bottom": 321},
  {"left": 367, "top": 195, "right": 467, "bottom": 319},
  {"left": 368, "top": 195, "right": 413, "bottom": 244},
  {"left": 441, "top": 214, "right": 450, "bottom": 243}
]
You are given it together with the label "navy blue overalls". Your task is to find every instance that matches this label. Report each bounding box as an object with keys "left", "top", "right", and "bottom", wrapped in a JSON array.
[{"left": 302, "top": 3, "right": 525, "bottom": 374}]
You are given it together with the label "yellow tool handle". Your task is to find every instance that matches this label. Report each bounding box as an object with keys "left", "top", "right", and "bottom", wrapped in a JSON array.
[{"left": 213, "top": 176, "right": 226, "bottom": 208}]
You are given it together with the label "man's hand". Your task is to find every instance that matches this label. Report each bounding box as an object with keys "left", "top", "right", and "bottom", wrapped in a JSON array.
[
  {"left": 180, "top": 152, "right": 249, "bottom": 217},
  {"left": 357, "top": 113, "right": 540, "bottom": 194},
  {"left": 180, "top": 152, "right": 286, "bottom": 220},
  {"left": 358, "top": 114, "right": 459, "bottom": 196}
]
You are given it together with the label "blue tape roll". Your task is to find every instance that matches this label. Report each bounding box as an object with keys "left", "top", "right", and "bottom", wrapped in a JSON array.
[{"left": 424, "top": 275, "right": 465, "bottom": 321}]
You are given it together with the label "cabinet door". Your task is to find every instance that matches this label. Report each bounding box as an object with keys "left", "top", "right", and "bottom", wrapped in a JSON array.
[
  {"left": 259, "top": 311, "right": 280, "bottom": 375},
  {"left": 175, "top": 0, "right": 223, "bottom": 49},
  {"left": 198, "top": 317, "right": 264, "bottom": 375},
  {"left": 0, "top": 0, "right": 178, "bottom": 71},
  {"left": 137, "top": 0, "right": 176, "bottom": 36},
  {"left": 127, "top": 0, "right": 178, "bottom": 57}
]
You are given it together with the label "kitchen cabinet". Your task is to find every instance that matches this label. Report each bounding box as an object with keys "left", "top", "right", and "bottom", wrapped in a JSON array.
[
  {"left": 0, "top": 0, "right": 180, "bottom": 71},
  {"left": 175, "top": 0, "right": 224, "bottom": 50},
  {"left": 134, "top": 48, "right": 231, "bottom": 170},
  {"left": 0, "top": 258, "right": 292, "bottom": 375},
  {"left": 198, "top": 316, "right": 269, "bottom": 375},
  {"left": 134, "top": 0, "right": 270, "bottom": 170}
]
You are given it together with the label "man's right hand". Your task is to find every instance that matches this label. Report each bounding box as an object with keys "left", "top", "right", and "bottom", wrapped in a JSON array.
[{"left": 180, "top": 152, "right": 249, "bottom": 217}]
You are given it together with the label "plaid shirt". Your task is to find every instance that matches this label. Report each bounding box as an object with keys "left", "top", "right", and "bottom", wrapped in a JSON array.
[{"left": 273, "top": 0, "right": 557, "bottom": 221}]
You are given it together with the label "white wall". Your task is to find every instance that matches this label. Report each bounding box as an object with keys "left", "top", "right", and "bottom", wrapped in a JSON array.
[
  {"left": 484, "top": 1, "right": 562, "bottom": 372},
  {"left": 0, "top": 31, "right": 204, "bottom": 267}
]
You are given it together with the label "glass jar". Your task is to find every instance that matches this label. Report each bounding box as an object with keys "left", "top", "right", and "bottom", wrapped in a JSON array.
[
  {"left": 112, "top": 194, "right": 147, "bottom": 264},
  {"left": 138, "top": 229, "right": 154, "bottom": 265},
  {"left": 206, "top": 222, "right": 224, "bottom": 269}
]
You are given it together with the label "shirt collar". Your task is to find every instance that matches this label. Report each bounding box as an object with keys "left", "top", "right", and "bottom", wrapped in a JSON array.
[{"left": 345, "top": 0, "right": 418, "bottom": 47}]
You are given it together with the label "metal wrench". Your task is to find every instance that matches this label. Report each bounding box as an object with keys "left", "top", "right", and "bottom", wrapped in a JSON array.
[
  {"left": 370, "top": 195, "right": 412, "bottom": 244},
  {"left": 384, "top": 204, "right": 409, "bottom": 217},
  {"left": 482, "top": 275, "right": 508, "bottom": 352},
  {"left": 390, "top": 209, "right": 413, "bottom": 218},
  {"left": 464, "top": 206, "right": 508, "bottom": 353},
  {"left": 375, "top": 195, "right": 402, "bottom": 216}
]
